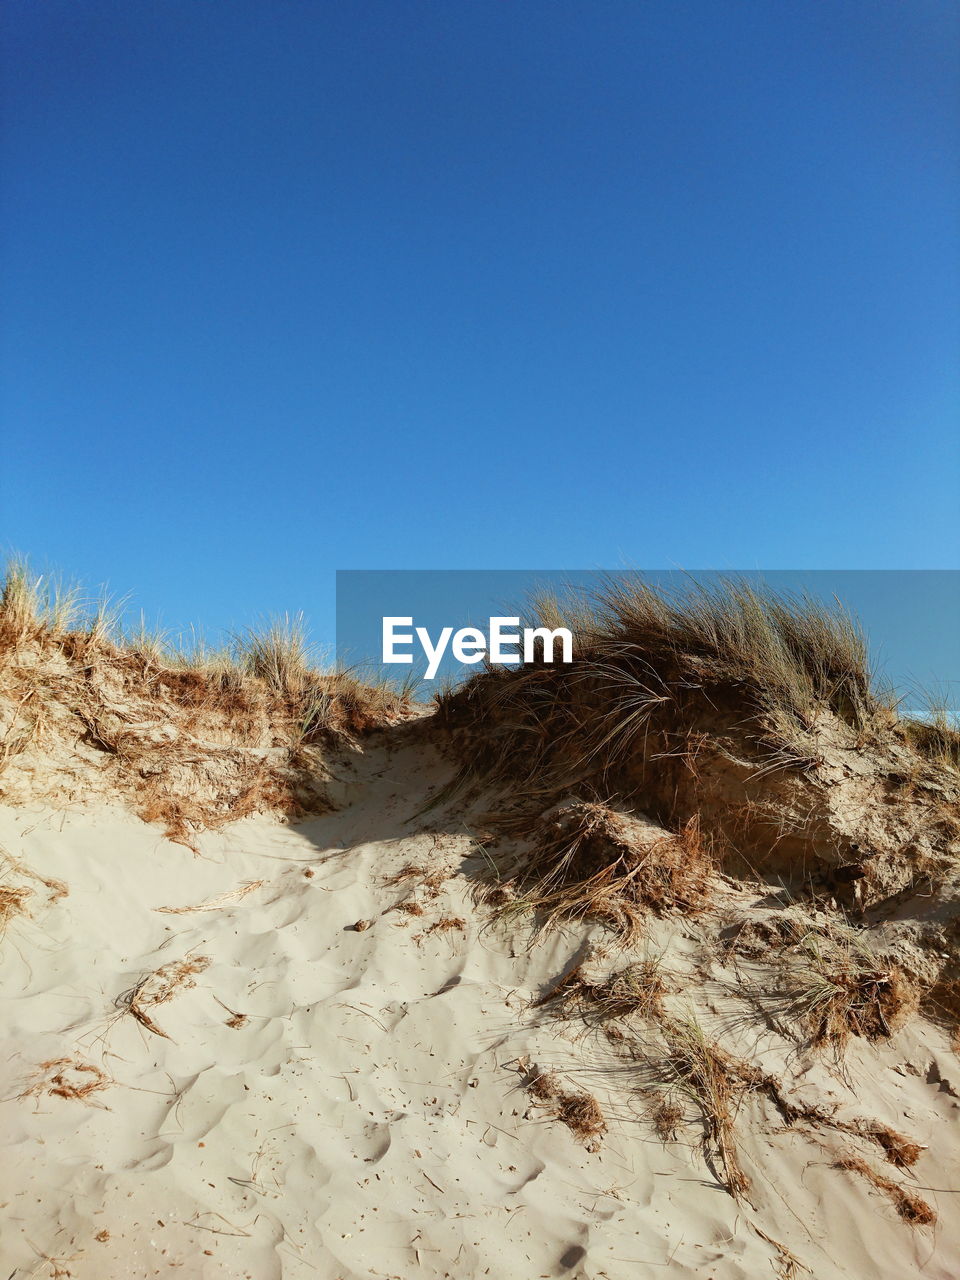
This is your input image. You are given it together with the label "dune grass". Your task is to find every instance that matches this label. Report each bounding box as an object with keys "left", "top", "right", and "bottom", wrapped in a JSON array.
[
  {"left": 0, "top": 560, "right": 413, "bottom": 738},
  {"left": 658, "top": 1012, "right": 752, "bottom": 1201},
  {"left": 492, "top": 801, "right": 715, "bottom": 942},
  {"left": 524, "top": 1066, "right": 607, "bottom": 1145},
  {"left": 779, "top": 931, "right": 918, "bottom": 1050},
  {"left": 555, "top": 958, "right": 669, "bottom": 1024},
  {"left": 438, "top": 574, "right": 904, "bottom": 808},
  {"left": 902, "top": 695, "right": 960, "bottom": 772},
  {"left": 832, "top": 1154, "right": 935, "bottom": 1226},
  {"left": 0, "top": 560, "right": 83, "bottom": 646},
  {"left": 0, "top": 559, "right": 414, "bottom": 842},
  {"left": 439, "top": 574, "right": 956, "bottom": 934}
]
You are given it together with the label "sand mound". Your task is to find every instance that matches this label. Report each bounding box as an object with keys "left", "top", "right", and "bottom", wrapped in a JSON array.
[
  {"left": 0, "top": 565, "right": 412, "bottom": 846},
  {"left": 2, "top": 573, "right": 960, "bottom": 1278}
]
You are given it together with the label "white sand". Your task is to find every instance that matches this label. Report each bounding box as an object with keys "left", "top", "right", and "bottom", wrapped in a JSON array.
[{"left": 2, "top": 736, "right": 959, "bottom": 1279}]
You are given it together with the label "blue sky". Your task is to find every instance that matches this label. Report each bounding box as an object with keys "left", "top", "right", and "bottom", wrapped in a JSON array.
[{"left": 1, "top": 1, "right": 958, "bottom": 669}]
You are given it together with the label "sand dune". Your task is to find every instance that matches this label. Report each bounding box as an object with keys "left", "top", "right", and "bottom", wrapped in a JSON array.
[
  {"left": 3, "top": 574, "right": 960, "bottom": 1278},
  {"left": 2, "top": 730, "right": 959, "bottom": 1279}
]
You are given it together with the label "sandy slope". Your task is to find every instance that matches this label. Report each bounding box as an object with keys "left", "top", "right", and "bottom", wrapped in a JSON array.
[{"left": 1, "top": 735, "right": 959, "bottom": 1280}]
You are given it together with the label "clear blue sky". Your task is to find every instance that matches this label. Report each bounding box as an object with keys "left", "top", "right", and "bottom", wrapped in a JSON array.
[{"left": 2, "top": 1, "right": 958, "bottom": 652}]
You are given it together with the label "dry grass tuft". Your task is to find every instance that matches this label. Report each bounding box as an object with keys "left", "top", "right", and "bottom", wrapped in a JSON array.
[
  {"left": 394, "top": 899, "right": 425, "bottom": 917},
  {"left": 855, "top": 1122, "right": 924, "bottom": 1168},
  {"left": 425, "top": 915, "right": 466, "bottom": 934},
  {"left": 0, "top": 882, "right": 32, "bottom": 927},
  {"left": 0, "top": 854, "right": 68, "bottom": 933},
  {"left": 499, "top": 801, "right": 713, "bottom": 942},
  {"left": 117, "top": 954, "right": 211, "bottom": 1039},
  {"left": 552, "top": 960, "right": 668, "bottom": 1023},
  {"left": 554, "top": 1090, "right": 607, "bottom": 1143},
  {"left": 0, "top": 561, "right": 81, "bottom": 649},
  {"left": 384, "top": 861, "right": 450, "bottom": 900},
  {"left": 385, "top": 862, "right": 429, "bottom": 885},
  {"left": 0, "top": 559, "right": 414, "bottom": 843},
  {"left": 524, "top": 1067, "right": 606, "bottom": 1145},
  {"left": 439, "top": 575, "right": 889, "bottom": 801},
  {"left": 526, "top": 1069, "right": 561, "bottom": 1101},
  {"left": 22, "top": 1057, "right": 110, "bottom": 1104},
  {"left": 832, "top": 1154, "right": 936, "bottom": 1226},
  {"left": 902, "top": 697, "right": 960, "bottom": 773},
  {"left": 780, "top": 933, "right": 918, "bottom": 1050},
  {"left": 659, "top": 1015, "right": 752, "bottom": 1200},
  {"left": 647, "top": 1095, "right": 685, "bottom": 1141},
  {"left": 237, "top": 613, "right": 315, "bottom": 699}
]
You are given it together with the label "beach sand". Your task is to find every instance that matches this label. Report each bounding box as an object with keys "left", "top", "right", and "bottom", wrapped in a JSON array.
[{"left": 2, "top": 731, "right": 959, "bottom": 1280}]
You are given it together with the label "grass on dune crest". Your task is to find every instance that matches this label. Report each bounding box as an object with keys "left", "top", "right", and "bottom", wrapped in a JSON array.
[
  {"left": 0, "top": 560, "right": 414, "bottom": 842},
  {"left": 0, "top": 559, "right": 85, "bottom": 643},
  {"left": 438, "top": 574, "right": 906, "bottom": 797},
  {"left": 902, "top": 695, "right": 960, "bottom": 772},
  {"left": 579, "top": 574, "right": 878, "bottom": 728},
  {"left": 0, "top": 560, "right": 412, "bottom": 740},
  {"left": 437, "top": 576, "right": 958, "bottom": 913}
]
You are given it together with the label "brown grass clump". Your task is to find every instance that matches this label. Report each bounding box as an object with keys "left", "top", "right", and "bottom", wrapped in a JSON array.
[
  {"left": 0, "top": 560, "right": 414, "bottom": 844},
  {"left": 781, "top": 935, "right": 918, "bottom": 1051},
  {"left": 523, "top": 1067, "right": 606, "bottom": 1145},
  {"left": 0, "top": 855, "right": 68, "bottom": 934},
  {"left": 647, "top": 1096, "right": 685, "bottom": 1141},
  {"left": 902, "top": 698, "right": 960, "bottom": 773},
  {"left": 500, "top": 801, "right": 714, "bottom": 943},
  {"left": 659, "top": 1015, "right": 752, "bottom": 1200},
  {"left": 551, "top": 960, "right": 668, "bottom": 1024},
  {"left": 526, "top": 1069, "right": 562, "bottom": 1101},
  {"left": 384, "top": 862, "right": 450, "bottom": 899},
  {"left": 832, "top": 1154, "right": 936, "bottom": 1226},
  {"left": 0, "top": 882, "right": 32, "bottom": 928},
  {"left": 394, "top": 899, "right": 425, "bottom": 917},
  {"left": 554, "top": 1090, "right": 607, "bottom": 1143},
  {"left": 385, "top": 863, "right": 428, "bottom": 885},
  {"left": 135, "top": 761, "right": 283, "bottom": 849},
  {"left": 425, "top": 916, "right": 466, "bottom": 934},
  {"left": 439, "top": 575, "right": 955, "bottom": 921},
  {"left": 439, "top": 575, "right": 887, "bottom": 800},
  {"left": 855, "top": 1123, "right": 924, "bottom": 1168},
  {"left": 22, "top": 1057, "right": 110, "bottom": 1104},
  {"left": 117, "top": 954, "right": 211, "bottom": 1039}
]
